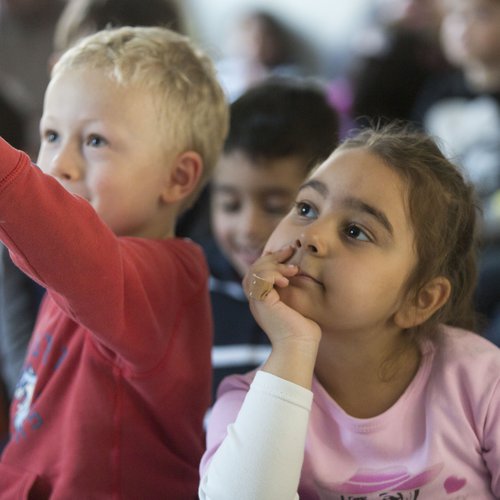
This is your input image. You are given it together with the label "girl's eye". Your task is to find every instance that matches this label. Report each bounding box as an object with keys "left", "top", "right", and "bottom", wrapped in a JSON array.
[
  {"left": 86, "top": 134, "right": 107, "bottom": 148},
  {"left": 345, "top": 224, "right": 371, "bottom": 242},
  {"left": 295, "top": 201, "right": 317, "bottom": 219}
]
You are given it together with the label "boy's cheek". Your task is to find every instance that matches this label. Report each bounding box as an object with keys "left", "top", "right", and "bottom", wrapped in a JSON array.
[
  {"left": 263, "top": 229, "right": 291, "bottom": 255},
  {"left": 263, "top": 233, "right": 279, "bottom": 255}
]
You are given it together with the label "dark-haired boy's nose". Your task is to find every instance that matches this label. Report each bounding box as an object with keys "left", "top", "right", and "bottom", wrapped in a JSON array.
[{"left": 239, "top": 205, "right": 266, "bottom": 242}]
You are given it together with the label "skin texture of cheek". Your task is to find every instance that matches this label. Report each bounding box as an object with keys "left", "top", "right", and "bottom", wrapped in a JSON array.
[
  {"left": 212, "top": 205, "right": 283, "bottom": 276},
  {"left": 211, "top": 224, "right": 245, "bottom": 276},
  {"left": 211, "top": 217, "right": 234, "bottom": 258},
  {"left": 263, "top": 228, "right": 293, "bottom": 256}
]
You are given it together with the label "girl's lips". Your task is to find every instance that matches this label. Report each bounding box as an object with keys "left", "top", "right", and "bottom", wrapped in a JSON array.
[{"left": 293, "top": 271, "right": 323, "bottom": 287}]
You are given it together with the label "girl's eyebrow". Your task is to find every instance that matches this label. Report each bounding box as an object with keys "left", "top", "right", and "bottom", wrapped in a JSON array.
[
  {"left": 298, "top": 179, "right": 328, "bottom": 197},
  {"left": 344, "top": 196, "right": 394, "bottom": 236},
  {"left": 298, "top": 180, "right": 393, "bottom": 236}
]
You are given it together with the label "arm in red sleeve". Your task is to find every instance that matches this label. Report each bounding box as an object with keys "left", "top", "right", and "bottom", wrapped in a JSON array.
[{"left": 0, "top": 137, "right": 207, "bottom": 369}]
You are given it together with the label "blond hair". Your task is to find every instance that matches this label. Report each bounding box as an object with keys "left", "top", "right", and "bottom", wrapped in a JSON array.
[{"left": 52, "top": 26, "right": 229, "bottom": 210}]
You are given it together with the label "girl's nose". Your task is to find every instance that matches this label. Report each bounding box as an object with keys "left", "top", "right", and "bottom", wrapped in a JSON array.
[{"left": 295, "top": 231, "right": 327, "bottom": 256}]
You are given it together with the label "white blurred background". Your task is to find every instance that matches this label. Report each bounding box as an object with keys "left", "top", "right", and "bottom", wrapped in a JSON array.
[{"left": 182, "top": 0, "right": 375, "bottom": 76}]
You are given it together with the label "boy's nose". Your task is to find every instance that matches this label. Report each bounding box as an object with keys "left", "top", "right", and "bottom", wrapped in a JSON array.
[
  {"left": 240, "top": 206, "right": 265, "bottom": 240},
  {"left": 49, "top": 146, "right": 83, "bottom": 181}
]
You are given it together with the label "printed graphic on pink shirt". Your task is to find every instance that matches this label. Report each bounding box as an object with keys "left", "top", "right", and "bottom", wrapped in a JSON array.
[
  {"left": 332, "top": 464, "right": 443, "bottom": 494},
  {"left": 317, "top": 463, "right": 467, "bottom": 499}
]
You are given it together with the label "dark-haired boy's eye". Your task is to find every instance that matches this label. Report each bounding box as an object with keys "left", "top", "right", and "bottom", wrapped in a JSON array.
[
  {"left": 215, "top": 198, "right": 240, "bottom": 213},
  {"left": 264, "top": 202, "right": 291, "bottom": 216},
  {"left": 221, "top": 202, "right": 240, "bottom": 213}
]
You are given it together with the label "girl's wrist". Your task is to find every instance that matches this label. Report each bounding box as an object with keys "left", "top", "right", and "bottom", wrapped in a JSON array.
[{"left": 262, "top": 338, "right": 319, "bottom": 389}]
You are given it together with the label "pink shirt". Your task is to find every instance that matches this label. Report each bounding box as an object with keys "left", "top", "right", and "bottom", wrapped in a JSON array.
[{"left": 201, "top": 326, "right": 500, "bottom": 499}]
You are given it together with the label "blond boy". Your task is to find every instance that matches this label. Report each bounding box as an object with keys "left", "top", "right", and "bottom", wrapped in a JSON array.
[{"left": 0, "top": 26, "right": 228, "bottom": 498}]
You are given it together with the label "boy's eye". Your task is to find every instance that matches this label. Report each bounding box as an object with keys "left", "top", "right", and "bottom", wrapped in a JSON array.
[
  {"left": 86, "top": 134, "right": 107, "bottom": 148},
  {"left": 345, "top": 223, "right": 370, "bottom": 242},
  {"left": 221, "top": 201, "right": 240, "bottom": 213},
  {"left": 295, "top": 201, "right": 317, "bottom": 219},
  {"left": 472, "top": 6, "right": 492, "bottom": 20},
  {"left": 263, "top": 201, "right": 291, "bottom": 216},
  {"left": 43, "top": 130, "right": 59, "bottom": 143},
  {"left": 267, "top": 206, "right": 289, "bottom": 216},
  {"left": 214, "top": 198, "right": 240, "bottom": 213}
]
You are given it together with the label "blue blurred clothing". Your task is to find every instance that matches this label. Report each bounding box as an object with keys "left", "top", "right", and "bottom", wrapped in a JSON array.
[
  {"left": 0, "top": 244, "right": 44, "bottom": 400},
  {"left": 203, "top": 239, "right": 271, "bottom": 403}
]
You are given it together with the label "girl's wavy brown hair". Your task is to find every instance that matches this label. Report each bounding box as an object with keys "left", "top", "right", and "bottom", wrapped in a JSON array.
[{"left": 338, "top": 122, "right": 479, "bottom": 341}]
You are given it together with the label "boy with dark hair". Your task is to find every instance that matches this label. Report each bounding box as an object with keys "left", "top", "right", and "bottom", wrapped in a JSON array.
[{"left": 206, "top": 78, "right": 339, "bottom": 401}]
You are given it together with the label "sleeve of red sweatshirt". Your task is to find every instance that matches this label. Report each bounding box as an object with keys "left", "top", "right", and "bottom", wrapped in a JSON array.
[{"left": 0, "top": 137, "right": 208, "bottom": 371}]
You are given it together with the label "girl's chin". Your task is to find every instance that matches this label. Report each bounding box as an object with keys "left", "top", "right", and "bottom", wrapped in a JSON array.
[
  {"left": 277, "top": 287, "right": 311, "bottom": 314},
  {"left": 278, "top": 287, "right": 337, "bottom": 333}
]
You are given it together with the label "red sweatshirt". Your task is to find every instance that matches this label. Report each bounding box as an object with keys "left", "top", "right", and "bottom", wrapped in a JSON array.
[{"left": 0, "top": 138, "right": 212, "bottom": 499}]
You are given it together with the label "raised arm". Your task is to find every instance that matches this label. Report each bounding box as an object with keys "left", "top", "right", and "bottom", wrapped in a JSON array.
[{"left": 0, "top": 138, "right": 204, "bottom": 368}]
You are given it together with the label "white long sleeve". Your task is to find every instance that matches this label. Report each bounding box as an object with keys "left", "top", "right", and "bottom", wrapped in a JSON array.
[{"left": 199, "top": 370, "right": 313, "bottom": 500}]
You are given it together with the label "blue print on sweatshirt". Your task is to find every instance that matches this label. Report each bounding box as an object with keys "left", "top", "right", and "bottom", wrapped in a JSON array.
[
  {"left": 13, "top": 365, "right": 37, "bottom": 434},
  {"left": 12, "top": 333, "right": 67, "bottom": 439}
]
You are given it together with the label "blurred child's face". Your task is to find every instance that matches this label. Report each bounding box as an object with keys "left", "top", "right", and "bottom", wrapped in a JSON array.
[
  {"left": 211, "top": 151, "right": 306, "bottom": 276},
  {"left": 264, "top": 148, "right": 418, "bottom": 336},
  {"left": 377, "top": 0, "right": 444, "bottom": 33},
  {"left": 38, "top": 68, "right": 172, "bottom": 238},
  {"left": 441, "top": 0, "right": 500, "bottom": 66}
]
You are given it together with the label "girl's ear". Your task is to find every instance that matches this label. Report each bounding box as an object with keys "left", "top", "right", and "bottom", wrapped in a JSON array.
[
  {"left": 395, "top": 276, "right": 451, "bottom": 330},
  {"left": 160, "top": 151, "right": 203, "bottom": 205}
]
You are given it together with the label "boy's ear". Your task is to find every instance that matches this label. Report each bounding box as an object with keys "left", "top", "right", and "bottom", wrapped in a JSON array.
[
  {"left": 394, "top": 276, "right": 451, "bottom": 330},
  {"left": 160, "top": 151, "right": 203, "bottom": 205}
]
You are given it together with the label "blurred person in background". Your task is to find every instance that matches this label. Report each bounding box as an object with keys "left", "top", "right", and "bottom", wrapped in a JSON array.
[
  {"left": 412, "top": 0, "right": 500, "bottom": 343},
  {"left": 336, "top": 0, "right": 449, "bottom": 129},
  {"left": 52, "top": 0, "right": 184, "bottom": 62},
  {"left": 215, "top": 10, "right": 308, "bottom": 102},
  {"left": 0, "top": 0, "right": 65, "bottom": 158},
  {"left": 0, "top": 93, "right": 29, "bottom": 450}
]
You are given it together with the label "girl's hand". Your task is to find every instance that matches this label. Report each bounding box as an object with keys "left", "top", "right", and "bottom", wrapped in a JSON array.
[{"left": 243, "top": 245, "right": 321, "bottom": 388}]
